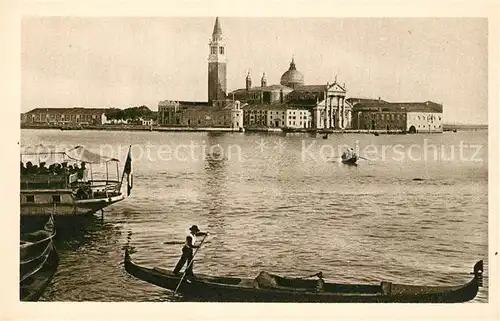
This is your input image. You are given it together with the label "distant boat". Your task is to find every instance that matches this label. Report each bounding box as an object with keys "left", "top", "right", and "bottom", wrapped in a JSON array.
[
  {"left": 322, "top": 134, "right": 328, "bottom": 139},
  {"left": 341, "top": 150, "right": 358, "bottom": 165},
  {"left": 373, "top": 132, "right": 380, "bottom": 136}
]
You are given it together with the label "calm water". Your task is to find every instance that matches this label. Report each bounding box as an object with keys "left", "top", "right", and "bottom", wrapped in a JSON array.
[{"left": 20, "top": 129, "right": 489, "bottom": 302}]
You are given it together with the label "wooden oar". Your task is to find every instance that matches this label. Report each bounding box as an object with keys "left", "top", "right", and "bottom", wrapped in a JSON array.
[
  {"left": 297, "top": 271, "right": 323, "bottom": 279},
  {"left": 170, "top": 234, "right": 208, "bottom": 301},
  {"left": 358, "top": 156, "right": 372, "bottom": 161}
]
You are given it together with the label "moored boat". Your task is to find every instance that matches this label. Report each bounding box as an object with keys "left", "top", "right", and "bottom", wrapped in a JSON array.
[
  {"left": 20, "top": 215, "right": 56, "bottom": 262},
  {"left": 20, "top": 145, "right": 133, "bottom": 226},
  {"left": 20, "top": 216, "right": 59, "bottom": 301},
  {"left": 123, "top": 248, "right": 483, "bottom": 303}
]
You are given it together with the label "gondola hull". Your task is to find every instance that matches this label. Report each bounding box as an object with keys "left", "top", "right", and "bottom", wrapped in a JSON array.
[
  {"left": 20, "top": 216, "right": 59, "bottom": 301},
  {"left": 124, "top": 249, "right": 482, "bottom": 303},
  {"left": 20, "top": 243, "right": 59, "bottom": 301}
]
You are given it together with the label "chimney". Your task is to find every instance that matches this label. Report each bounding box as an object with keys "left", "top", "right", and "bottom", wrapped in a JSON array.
[{"left": 246, "top": 71, "right": 252, "bottom": 91}]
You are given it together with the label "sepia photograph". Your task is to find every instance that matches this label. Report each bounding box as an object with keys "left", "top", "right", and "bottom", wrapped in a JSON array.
[{"left": 3, "top": 1, "right": 499, "bottom": 320}]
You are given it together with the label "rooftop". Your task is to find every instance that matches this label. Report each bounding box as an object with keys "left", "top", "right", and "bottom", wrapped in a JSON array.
[
  {"left": 353, "top": 101, "right": 443, "bottom": 113},
  {"left": 26, "top": 107, "right": 109, "bottom": 115}
]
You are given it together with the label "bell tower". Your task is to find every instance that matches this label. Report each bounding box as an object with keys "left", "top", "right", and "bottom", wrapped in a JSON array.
[{"left": 208, "top": 17, "right": 227, "bottom": 106}]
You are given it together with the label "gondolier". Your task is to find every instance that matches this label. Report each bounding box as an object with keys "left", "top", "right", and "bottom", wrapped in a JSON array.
[{"left": 173, "top": 225, "right": 208, "bottom": 276}]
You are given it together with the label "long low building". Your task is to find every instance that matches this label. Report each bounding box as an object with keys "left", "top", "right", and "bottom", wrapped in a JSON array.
[
  {"left": 348, "top": 98, "right": 443, "bottom": 133},
  {"left": 23, "top": 107, "right": 108, "bottom": 126}
]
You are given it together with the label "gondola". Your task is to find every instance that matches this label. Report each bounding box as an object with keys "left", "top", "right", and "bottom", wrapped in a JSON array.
[
  {"left": 124, "top": 248, "right": 483, "bottom": 303},
  {"left": 20, "top": 215, "right": 56, "bottom": 263},
  {"left": 20, "top": 216, "right": 59, "bottom": 301}
]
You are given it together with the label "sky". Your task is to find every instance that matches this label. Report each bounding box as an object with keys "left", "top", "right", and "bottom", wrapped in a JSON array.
[{"left": 22, "top": 17, "right": 488, "bottom": 124}]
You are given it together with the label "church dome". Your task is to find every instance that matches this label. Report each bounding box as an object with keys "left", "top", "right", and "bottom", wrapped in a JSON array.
[{"left": 280, "top": 58, "right": 304, "bottom": 88}]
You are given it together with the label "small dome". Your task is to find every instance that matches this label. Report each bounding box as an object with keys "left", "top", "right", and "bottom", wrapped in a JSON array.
[{"left": 280, "top": 58, "right": 304, "bottom": 88}]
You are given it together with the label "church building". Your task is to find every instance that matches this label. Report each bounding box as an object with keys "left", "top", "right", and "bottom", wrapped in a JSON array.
[
  {"left": 158, "top": 17, "right": 353, "bottom": 130},
  {"left": 230, "top": 59, "right": 352, "bottom": 130}
]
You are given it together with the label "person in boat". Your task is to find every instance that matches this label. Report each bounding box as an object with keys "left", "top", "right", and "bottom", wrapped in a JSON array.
[
  {"left": 342, "top": 149, "right": 350, "bottom": 160},
  {"left": 173, "top": 225, "right": 208, "bottom": 277},
  {"left": 38, "top": 162, "right": 49, "bottom": 174},
  {"left": 349, "top": 148, "right": 356, "bottom": 159},
  {"left": 20, "top": 161, "right": 25, "bottom": 175},
  {"left": 78, "top": 162, "right": 88, "bottom": 181},
  {"left": 25, "top": 161, "right": 33, "bottom": 174},
  {"left": 53, "top": 163, "right": 63, "bottom": 175}
]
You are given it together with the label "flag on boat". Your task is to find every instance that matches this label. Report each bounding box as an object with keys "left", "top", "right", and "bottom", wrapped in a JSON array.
[{"left": 124, "top": 146, "right": 133, "bottom": 196}]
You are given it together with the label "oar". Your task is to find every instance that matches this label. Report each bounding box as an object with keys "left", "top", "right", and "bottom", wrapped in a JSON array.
[
  {"left": 358, "top": 156, "right": 372, "bottom": 161},
  {"left": 296, "top": 271, "right": 323, "bottom": 279},
  {"left": 170, "top": 234, "right": 208, "bottom": 301}
]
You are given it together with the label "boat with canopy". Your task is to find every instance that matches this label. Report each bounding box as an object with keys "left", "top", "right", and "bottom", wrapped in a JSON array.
[{"left": 20, "top": 144, "right": 132, "bottom": 220}]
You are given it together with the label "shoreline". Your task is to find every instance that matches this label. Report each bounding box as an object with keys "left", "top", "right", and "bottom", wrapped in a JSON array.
[{"left": 20, "top": 124, "right": 486, "bottom": 134}]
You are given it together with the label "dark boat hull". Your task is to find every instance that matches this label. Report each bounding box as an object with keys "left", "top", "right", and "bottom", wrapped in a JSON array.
[
  {"left": 341, "top": 156, "right": 358, "bottom": 165},
  {"left": 20, "top": 216, "right": 59, "bottom": 301},
  {"left": 124, "top": 249, "right": 482, "bottom": 303},
  {"left": 20, "top": 243, "right": 59, "bottom": 301}
]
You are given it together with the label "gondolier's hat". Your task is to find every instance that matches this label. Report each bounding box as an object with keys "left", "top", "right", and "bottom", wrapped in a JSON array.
[{"left": 189, "top": 225, "right": 200, "bottom": 233}]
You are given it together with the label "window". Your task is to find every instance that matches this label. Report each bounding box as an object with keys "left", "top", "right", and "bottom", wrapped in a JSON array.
[
  {"left": 26, "top": 195, "right": 35, "bottom": 203},
  {"left": 211, "top": 47, "right": 217, "bottom": 54},
  {"left": 52, "top": 195, "right": 61, "bottom": 203},
  {"left": 219, "top": 47, "right": 224, "bottom": 55}
]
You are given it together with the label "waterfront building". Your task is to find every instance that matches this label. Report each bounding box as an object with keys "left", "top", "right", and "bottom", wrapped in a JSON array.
[
  {"left": 158, "top": 100, "right": 243, "bottom": 129},
  {"left": 243, "top": 104, "right": 312, "bottom": 129},
  {"left": 23, "top": 107, "right": 108, "bottom": 126},
  {"left": 348, "top": 98, "right": 443, "bottom": 133}
]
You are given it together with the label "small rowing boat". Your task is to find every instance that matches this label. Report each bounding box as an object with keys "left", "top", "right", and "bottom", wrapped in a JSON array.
[
  {"left": 341, "top": 150, "right": 358, "bottom": 165},
  {"left": 124, "top": 248, "right": 483, "bottom": 303}
]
